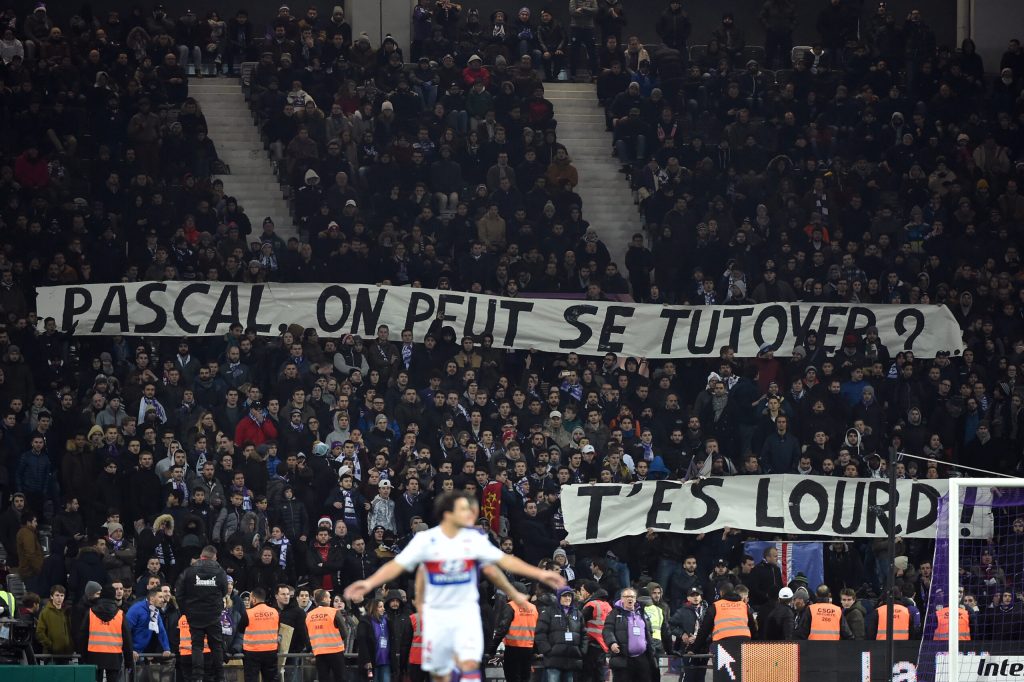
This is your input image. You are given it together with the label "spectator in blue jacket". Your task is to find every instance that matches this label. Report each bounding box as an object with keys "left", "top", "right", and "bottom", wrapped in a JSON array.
[
  {"left": 16, "top": 436, "right": 53, "bottom": 517},
  {"left": 126, "top": 587, "right": 173, "bottom": 658}
]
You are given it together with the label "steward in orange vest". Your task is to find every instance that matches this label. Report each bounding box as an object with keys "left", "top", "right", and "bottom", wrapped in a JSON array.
[
  {"left": 796, "top": 587, "right": 854, "bottom": 640},
  {"left": 79, "top": 585, "right": 133, "bottom": 677},
  {"left": 409, "top": 612, "right": 424, "bottom": 667},
  {"left": 488, "top": 582, "right": 539, "bottom": 682},
  {"left": 580, "top": 581, "right": 612, "bottom": 682},
  {"left": 874, "top": 602, "right": 911, "bottom": 640},
  {"left": 177, "top": 613, "right": 212, "bottom": 681},
  {"left": 238, "top": 587, "right": 281, "bottom": 682},
  {"left": 305, "top": 589, "right": 347, "bottom": 682},
  {"left": 933, "top": 606, "right": 971, "bottom": 641},
  {"left": 693, "top": 586, "right": 755, "bottom": 653}
]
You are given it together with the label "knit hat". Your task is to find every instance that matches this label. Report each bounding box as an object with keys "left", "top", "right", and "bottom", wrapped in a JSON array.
[
  {"left": 552, "top": 548, "right": 567, "bottom": 561},
  {"left": 317, "top": 516, "right": 332, "bottom": 528},
  {"left": 84, "top": 581, "right": 102, "bottom": 598}
]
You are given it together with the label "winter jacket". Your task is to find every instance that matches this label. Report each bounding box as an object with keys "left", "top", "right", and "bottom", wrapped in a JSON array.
[
  {"left": 535, "top": 599, "right": 587, "bottom": 670},
  {"left": 668, "top": 602, "right": 703, "bottom": 650},
  {"left": 16, "top": 526, "right": 44, "bottom": 578},
  {"left": 175, "top": 558, "right": 229, "bottom": 628},
  {"left": 367, "top": 495, "right": 397, "bottom": 534},
  {"left": 103, "top": 540, "right": 137, "bottom": 586},
  {"left": 212, "top": 505, "right": 245, "bottom": 544},
  {"left": 384, "top": 603, "right": 414, "bottom": 673},
  {"left": 270, "top": 498, "right": 308, "bottom": 541},
  {"left": 234, "top": 414, "right": 279, "bottom": 446},
  {"left": 602, "top": 600, "right": 655, "bottom": 669},
  {"left": 36, "top": 601, "right": 73, "bottom": 654},
  {"left": 746, "top": 560, "right": 783, "bottom": 608},
  {"left": 16, "top": 449, "right": 51, "bottom": 493},
  {"left": 844, "top": 602, "right": 866, "bottom": 639},
  {"left": 759, "top": 601, "right": 794, "bottom": 640},
  {"left": 126, "top": 598, "right": 171, "bottom": 653},
  {"left": 69, "top": 547, "right": 110, "bottom": 599}
]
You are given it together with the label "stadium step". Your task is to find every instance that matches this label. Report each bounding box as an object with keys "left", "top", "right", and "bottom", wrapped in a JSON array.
[
  {"left": 547, "top": 82, "right": 639, "bottom": 278},
  {"left": 189, "top": 79, "right": 296, "bottom": 242}
]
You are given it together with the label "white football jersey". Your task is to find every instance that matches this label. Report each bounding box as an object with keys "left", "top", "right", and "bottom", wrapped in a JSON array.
[{"left": 394, "top": 526, "right": 504, "bottom": 609}]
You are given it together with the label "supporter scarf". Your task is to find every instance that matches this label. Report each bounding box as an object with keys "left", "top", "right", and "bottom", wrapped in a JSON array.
[
  {"left": 139, "top": 397, "right": 168, "bottom": 424},
  {"left": 514, "top": 476, "right": 530, "bottom": 500},
  {"left": 640, "top": 442, "right": 654, "bottom": 462},
  {"left": 155, "top": 538, "right": 175, "bottom": 569},
  {"left": 271, "top": 536, "right": 290, "bottom": 569}
]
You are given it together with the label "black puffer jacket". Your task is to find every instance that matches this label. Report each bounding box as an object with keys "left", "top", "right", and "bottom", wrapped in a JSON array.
[{"left": 535, "top": 592, "right": 587, "bottom": 671}]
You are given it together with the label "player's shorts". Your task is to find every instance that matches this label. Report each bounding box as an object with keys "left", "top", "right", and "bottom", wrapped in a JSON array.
[{"left": 420, "top": 605, "right": 483, "bottom": 675}]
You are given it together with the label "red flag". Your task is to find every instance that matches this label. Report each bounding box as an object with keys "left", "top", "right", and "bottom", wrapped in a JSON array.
[{"left": 482, "top": 482, "right": 503, "bottom": 534}]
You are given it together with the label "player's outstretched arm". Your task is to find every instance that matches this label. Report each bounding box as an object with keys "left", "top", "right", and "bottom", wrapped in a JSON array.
[
  {"left": 495, "top": 553, "right": 567, "bottom": 591},
  {"left": 482, "top": 564, "right": 529, "bottom": 607},
  {"left": 414, "top": 565, "right": 425, "bottom": 615},
  {"left": 342, "top": 559, "right": 409, "bottom": 601}
]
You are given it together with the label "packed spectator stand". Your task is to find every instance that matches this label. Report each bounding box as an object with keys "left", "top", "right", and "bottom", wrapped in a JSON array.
[{"left": 0, "top": 0, "right": 1023, "bottom": 677}]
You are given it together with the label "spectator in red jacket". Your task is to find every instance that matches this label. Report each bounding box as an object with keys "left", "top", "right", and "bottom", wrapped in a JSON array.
[
  {"left": 14, "top": 146, "right": 49, "bottom": 189},
  {"left": 462, "top": 53, "right": 491, "bottom": 87},
  {"left": 233, "top": 401, "right": 278, "bottom": 446}
]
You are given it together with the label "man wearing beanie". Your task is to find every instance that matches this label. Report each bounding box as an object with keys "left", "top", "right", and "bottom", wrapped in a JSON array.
[
  {"left": 79, "top": 584, "right": 134, "bottom": 680},
  {"left": 553, "top": 548, "right": 576, "bottom": 581},
  {"left": 535, "top": 585, "right": 585, "bottom": 681}
]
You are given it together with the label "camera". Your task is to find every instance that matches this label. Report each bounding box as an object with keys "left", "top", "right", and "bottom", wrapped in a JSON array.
[{"left": 0, "top": 619, "right": 36, "bottom": 664}]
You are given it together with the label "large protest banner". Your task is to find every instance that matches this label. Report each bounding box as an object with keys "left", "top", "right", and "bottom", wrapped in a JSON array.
[
  {"left": 37, "top": 282, "right": 964, "bottom": 358},
  {"left": 561, "top": 476, "right": 992, "bottom": 544}
]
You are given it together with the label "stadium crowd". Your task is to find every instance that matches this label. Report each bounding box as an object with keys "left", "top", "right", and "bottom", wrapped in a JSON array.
[{"left": 0, "top": 0, "right": 1022, "bottom": 679}]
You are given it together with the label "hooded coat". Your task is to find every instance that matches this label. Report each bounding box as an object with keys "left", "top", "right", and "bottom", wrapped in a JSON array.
[{"left": 535, "top": 590, "right": 587, "bottom": 670}]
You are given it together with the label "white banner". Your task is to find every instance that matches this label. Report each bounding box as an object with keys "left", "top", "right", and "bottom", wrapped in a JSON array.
[
  {"left": 36, "top": 283, "right": 964, "bottom": 359},
  {"left": 561, "top": 477, "right": 992, "bottom": 543},
  {"left": 935, "top": 655, "right": 1024, "bottom": 681}
]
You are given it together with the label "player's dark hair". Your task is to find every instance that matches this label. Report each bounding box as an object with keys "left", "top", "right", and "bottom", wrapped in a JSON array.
[{"left": 433, "top": 490, "right": 475, "bottom": 520}]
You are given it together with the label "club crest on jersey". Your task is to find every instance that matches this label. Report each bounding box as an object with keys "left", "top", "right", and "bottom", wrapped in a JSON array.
[{"left": 425, "top": 559, "right": 475, "bottom": 585}]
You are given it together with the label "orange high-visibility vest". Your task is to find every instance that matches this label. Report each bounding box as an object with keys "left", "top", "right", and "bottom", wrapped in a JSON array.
[
  {"left": 178, "top": 615, "right": 211, "bottom": 655},
  {"left": 934, "top": 607, "right": 971, "bottom": 641},
  {"left": 243, "top": 603, "right": 280, "bottom": 652},
  {"left": 711, "top": 599, "right": 751, "bottom": 641},
  {"left": 409, "top": 613, "right": 423, "bottom": 665},
  {"left": 875, "top": 604, "right": 910, "bottom": 640},
  {"left": 88, "top": 610, "right": 124, "bottom": 654},
  {"left": 585, "top": 600, "right": 611, "bottom": 652},
  {"left": 503, "top": 601, "right": 538, "bottom": 648},
  {"left": 306, "top": 606, "right": 346, "bottom": 655},
  {"left": 808, "top": 603, "right": 842, "bottom": 640}
]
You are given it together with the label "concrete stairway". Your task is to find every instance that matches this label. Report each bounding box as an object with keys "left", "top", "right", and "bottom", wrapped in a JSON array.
[
  {"left": 188, "top": 79, "right": 296, "bottom": 241},
  {"left": 546, "top": 82, "right": 638, "bottom": 270}
]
